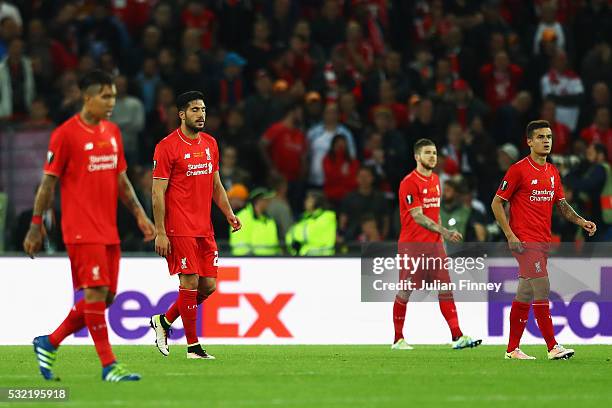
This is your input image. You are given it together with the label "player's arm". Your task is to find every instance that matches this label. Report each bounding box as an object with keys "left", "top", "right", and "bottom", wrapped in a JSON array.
[
  {"left": 23, "top": 174, "right": 58, "bottom": 258},
  {"left": 556, "top": 198, "right": 596, "bottom": 236},
  {"left": 213, "top": 171, "right": 241, "bottom": 232},
  {"left": 409, "top": 207, "right": 462, "bottom": 243},
  {"left": 118, "top": 171, "right": 155, "bottom": 241},
  {"left": 152, "top": 178, "right": 171, "bottom": 256},
  {"left": 491, "top": 195, "right": 523, "bottom": 251}
]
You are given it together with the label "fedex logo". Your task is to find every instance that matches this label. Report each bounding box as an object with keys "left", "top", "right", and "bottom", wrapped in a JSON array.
[
  {"left": 488, "top": 266, "right": 612, "bottom": 338},
  {"left": 75, "top": 267, "right": 294, "bottom": 340}
]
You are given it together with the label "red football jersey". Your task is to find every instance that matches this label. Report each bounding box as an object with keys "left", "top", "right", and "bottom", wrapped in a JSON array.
[
  {"left": 496, "top": 156, "right": 564, "bottom": 242},
  {"left": 262, "top": 122, "right": 306, "bottom": 182},
  {"left": 43, "top": 114, "right": 127, "bottom": 244},
  {"left": 152, "top": 128, "right": 219, "bottom": 237},
  {"left": 398, "top": 170, "right": 442, "bottom": 243}
]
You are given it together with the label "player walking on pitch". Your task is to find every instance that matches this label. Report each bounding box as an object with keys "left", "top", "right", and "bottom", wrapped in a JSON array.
[
  {"left": 150, "top": 91, "right": 241, "bottom": 359},
  {"left": 392, "top": 138, "right": 481, "bottom": 350},
  {"left": 24, "top": 70, "right": 156, "bottom": 382},
  {"left": 492, "top": 120, "right": 596, "bottom": 360}
]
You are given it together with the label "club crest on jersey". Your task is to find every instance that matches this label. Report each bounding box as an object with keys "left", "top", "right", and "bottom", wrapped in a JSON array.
[
  {"left": 550, "top": 176, "right": 555, "bottom": 189},
  {"left": 181, "top": 257, "right": 187, "bottom": 269},
  {"left": 110, "top": 137, "right": 118, "bottom": 153},
  {"left": 92, "top": 265, "right": 100, "bottom": 280},
  {"left": 184, "top": 153, "right": 191, "bottom": 159},
  {"left": 500, "top": 180, "right": 508, "bottom": 191},
  {"left": 153, "top": 160, "right": 157, "bottom": 170},
  {"left": 47, "top": 151, "right": 54, "bottom": 164},
  {"left": 84, "top": 142, "right": 94, "bottom": 151},
  {"left": 205, "top": 147, "right": 211, "bottom": 160},
  {"left": 406, "top": 194, "right": 413, "bottom": 205}
]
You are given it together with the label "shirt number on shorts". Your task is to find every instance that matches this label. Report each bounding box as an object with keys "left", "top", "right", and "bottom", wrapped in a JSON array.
[{"left": 213, "top": 250, "right": 219, "bottom": 266}]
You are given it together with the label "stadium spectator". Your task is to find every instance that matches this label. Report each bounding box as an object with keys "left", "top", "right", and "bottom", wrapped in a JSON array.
[
  {"left": 267, "top": 175, "right": 294, "bottom": 245},
  {"left": 242, "top": 16, "right": 273, "bottom": 84},
  {"left": 219, "top": 145, "right": 250, "bottom": 190},
  {"left": 323, "top": 134, "right": 359, "bottom": 207},
  {"left": 496, "top": 91, "right": 533, "bottom": 145},
  {"left": 540, "top": 99, "right": 571, "bottom": 155},
  {"left": 440, "top": 178, "right": 486, "bottom": 243},
  {"left": 339, "top": 166, "right": 389, "bottom": 241},
  {"left": 0, "top": 38, "right": 34, "bottom": 120},
  {"left": 311, "top": 0, "right": 346, "bottom": 56},
  {"left": 580, "top": 107, "right": 612, "bottom": 161},
  {"left": 479, "top": 50, "right": 523, "bottom": 111},
  {"left": 308, "top": 102, "right": 356, "bottom": 188},
  {"left": 533, "top": 1, "right": 566, "bottom": 55},
  {"left": 541, "top": 50, "right": 584, "bottom": 131},
  {"left": 111, "top": 75, "right": 145, "bottom": 165}
]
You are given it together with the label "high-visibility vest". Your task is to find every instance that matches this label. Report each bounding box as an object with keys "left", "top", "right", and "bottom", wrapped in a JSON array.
[
  {"left": 599, "top": 162, "right": 612, "bottom": 224},
  {"left": 286, "top": 209, "right": 336, "bottom": 256},
  {"left": 229, "top": 204, "right": 280, "bottom": 256},
  {"left": 440, "top": 204, "right": 471, "bottom": 239}
]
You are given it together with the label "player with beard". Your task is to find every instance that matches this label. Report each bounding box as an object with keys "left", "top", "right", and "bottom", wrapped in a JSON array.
[
  {"left": 492, "top": 120, "right": 596, "bottom": 360},
  {"left": 149, "top": 91, "right": 241, "bottom": 359},
  {"left": 392, "top": 138, "right": 482, "bottom": 350}
]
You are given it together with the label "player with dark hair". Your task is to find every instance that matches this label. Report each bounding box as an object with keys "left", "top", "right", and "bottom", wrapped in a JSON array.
[
  {"left": 149, "top": 91, "right": 241, "bottom": 359},
  {"left": 491, "top": 120, "right": 596, "bottom": 360},
  {"left": 392, "top": 138, "right": 482, "bottom": 350},
  {"left": 24, "top": 70, "right": 156, "bottom": 382}
]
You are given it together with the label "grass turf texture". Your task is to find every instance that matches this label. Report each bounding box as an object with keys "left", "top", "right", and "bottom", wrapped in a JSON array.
[{"left": 0, "top": 345, "right": 611, "bottom": 408}]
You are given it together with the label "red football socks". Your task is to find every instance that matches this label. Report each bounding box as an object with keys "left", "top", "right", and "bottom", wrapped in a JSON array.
[
  {"left": 533, "top": 300, "right": 558, "bottom": 351},
  {"left": 507, "top": 301, "right": 531, "bottom": 353},
  {"left": 84, "top": 301, "right": 116, "bottom": 367},
  {"left": 178, "top": 288, "right": 198, "bottom": 345},
  {"left": 49, "top": 299, "right": 86, "bottom": 348},
  {"left": 165, "top": 292, "right": 208, "bottom": 325},
  {"left": 393, "top": 296, "right": 407, "bottom": 343},
  {"left": 438, "top": 296, "right": 463, "bottom": 339}
]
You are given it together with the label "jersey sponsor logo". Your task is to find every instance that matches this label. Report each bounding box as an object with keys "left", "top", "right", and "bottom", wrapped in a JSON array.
[
  {"left": 406, "top": 194, "right": 413, "bottom": 205},
  {"left": 530, "top": 189, "right": 554, "bottom": 202},
  {"left": 92, "top": 265, "right": 100, "bottom": 280},
  {"left": 181, "top": 257, "right": 187, "bottom": 269},
  {"left": 531, "top": 179, "right": 538, "bottom": 185},
  {"left": 184, "top": 153, "right": 191, "bottom": 159},
  {"left": 47, "top": 151, "right": 55, "bottom": 164},
  {"left": 186, "top": 162, "right": 214, "bottom": 176},
  {"left": 500, "top": 180, "right": 508, "bottom": 191},
  {"left": 88, "top": 154, "right": 118, "bottom": 172},
  {"left": 84, "top": 142, "right": 94, "bottom": 151},
  {"left": 422, "top": 196, "right": 440, "bottom": 208}
]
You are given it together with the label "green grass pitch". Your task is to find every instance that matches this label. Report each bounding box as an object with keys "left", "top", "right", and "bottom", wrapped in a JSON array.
[{"left": 1, "top": 345, "right": 611, "bottom": 408}]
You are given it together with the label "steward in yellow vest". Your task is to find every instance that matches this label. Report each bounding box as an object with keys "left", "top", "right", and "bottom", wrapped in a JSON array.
[
  {"left": 230, "top": 188, "right": 280, "bottom": 255},
  {"left": 286, "top": 191, "right": 336, "bottom": 255}
]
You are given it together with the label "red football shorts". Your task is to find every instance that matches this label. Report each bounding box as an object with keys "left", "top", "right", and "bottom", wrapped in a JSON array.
[
  {"left": 66, "top": 244, "right": 121, "bottom": 293},
  {"left": 512, "top": 245, "right": 549, "bottom": 279},
  {"left": 166, "top": 236, "right": 218, "bottom": 278},
  {"left": 398, "top": 244, "right": 451, "bottom": 288}
]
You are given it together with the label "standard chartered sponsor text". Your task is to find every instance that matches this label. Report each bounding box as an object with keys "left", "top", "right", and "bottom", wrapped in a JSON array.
[{"left": 88, "top": 154, "right": 118, "bottom": 172}]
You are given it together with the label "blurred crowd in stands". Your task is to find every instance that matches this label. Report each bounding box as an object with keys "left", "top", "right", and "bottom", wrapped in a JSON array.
[{"left": 2, "top": 0, "right": 612, "bottom": 254}]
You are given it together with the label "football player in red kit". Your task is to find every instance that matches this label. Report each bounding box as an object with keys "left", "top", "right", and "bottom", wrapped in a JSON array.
[
  {"left": 149, "top": 91, "right": 241, "bottom": 359},
  {"left": 492, "top": 120, "right": 596, "bottom": 360},
  {"left": 392, "top": 138, "right": 482, "bottom": 350},
  {"left": 24, "top": 70, "right": 155, "bottom": 382}
]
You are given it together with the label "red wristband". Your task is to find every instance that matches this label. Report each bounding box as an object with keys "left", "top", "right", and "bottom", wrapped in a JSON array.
[{"left": 31, "top": 215, "right": 42, "bottom": 225}]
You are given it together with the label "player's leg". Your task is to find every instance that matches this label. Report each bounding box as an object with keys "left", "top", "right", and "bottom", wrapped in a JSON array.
[
  {"left": 391, "top": 289, "right": 413, "bottom": 349},
  {"left": 530, "top": 276, "right": 574, "bottom": 360},
  {"left": 505, "top": 276, "right": 535, "bottom": 359}
]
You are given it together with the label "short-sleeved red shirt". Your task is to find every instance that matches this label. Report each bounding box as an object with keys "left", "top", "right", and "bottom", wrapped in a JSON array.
[
  {"left": 398, "top": 170, "right": 442, "bottom": 243},
  {"left": 262, "top": 122, "right": 306, "bottom": 182},
  {"left": 152, "top": 128, "right": 219, "bottom": 237},
  {"left": 496, "top": 156, "right": 564, "bottom": 242},
  {"left": 43, "top": 114, "right": 127, "bottom": 244}
]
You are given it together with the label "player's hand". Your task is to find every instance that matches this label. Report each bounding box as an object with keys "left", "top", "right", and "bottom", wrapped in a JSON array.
[
  {"left": 442, "top": 229, "right": 463, "bottom": 243},
  {"left": 137, "top": 214, "right": 156, "bottom": 242},
  {"left": 23, "top": 224, "right": 45, "bottom": 259},
  {"left": 155, "top": 233, "right": 171, "bottom": 257},
  {"left": 581, "top": 219, "right": 597, "bottom": 237},
  {"left": 507, "top": 233, "right": 524, "bottom": 253},
  {"left": 228, "top": 214, "right": 242, "bottom": 232}
]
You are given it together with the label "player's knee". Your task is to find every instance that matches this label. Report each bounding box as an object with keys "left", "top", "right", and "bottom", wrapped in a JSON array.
[
  {"left": 205, "top": 281, "right": 216, "bottom": 296},
  {"left": 515, "top": 293, "right": 533, "bottom": 303},
  {"left": 180, "top": 273, "right": 199, "bottom": 290},
  {"left": 396, "top": 290, "right": 411, "bottom": 302},
  {"left": 84, "top": 286, "right": 109, "bottom": 303}
]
